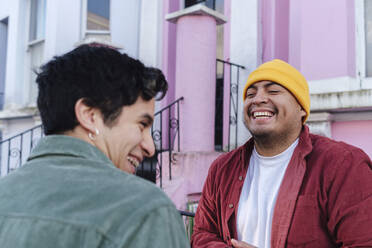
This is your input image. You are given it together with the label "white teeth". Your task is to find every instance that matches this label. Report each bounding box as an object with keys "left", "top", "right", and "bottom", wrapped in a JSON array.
[
  {"left": 127, "top": 156, "right": 140, "bottom": 168},
  {"left": 253, "top": 111, "right": 273, "bottom": 118}
]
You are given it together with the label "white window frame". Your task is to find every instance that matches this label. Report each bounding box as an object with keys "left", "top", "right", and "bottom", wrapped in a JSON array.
[
  {"left": 355, "top": 0, "right": 372, "bottom": 89},
  {"left": 28, "top": 0, "right": 46, "bottom": 45},
  {"left": 23, "top": 0, "right": 46, "bottom": 107},
  {"left": 81, "top": 0, "right": 111, "bottom": 38}
]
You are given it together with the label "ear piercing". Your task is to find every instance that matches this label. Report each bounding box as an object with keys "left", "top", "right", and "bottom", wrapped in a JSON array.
[{"left": 88, "top": 128, "right": 100, "bottom": 141}]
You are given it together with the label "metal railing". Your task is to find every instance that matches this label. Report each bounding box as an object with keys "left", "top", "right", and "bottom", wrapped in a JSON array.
[
  {"left": 136, "top": 97, "right": 184, "bottom": 187},
  {"left": 179, "top": 210, "right": 195, "bottom": 240},
  {"left": 0, "top": 98, "right": 184, "bottom": 189},
  {"left": 0, "top": 125, "right": 44, "bottom": 176},
  {"left": 179, "top": 210, "right": 195, "bottom": 217},
  {"left": 215, "top": 59, "right": 245, "bottom": 151}
]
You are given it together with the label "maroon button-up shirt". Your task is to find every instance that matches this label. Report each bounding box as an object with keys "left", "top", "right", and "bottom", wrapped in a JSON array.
[{"left": 191, "top": 126, "right": 372, "bottom": 248}]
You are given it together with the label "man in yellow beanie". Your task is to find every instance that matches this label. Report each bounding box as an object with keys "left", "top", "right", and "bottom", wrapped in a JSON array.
[{"left": 191, "top": 59, "right": 372, "bottom": 248}]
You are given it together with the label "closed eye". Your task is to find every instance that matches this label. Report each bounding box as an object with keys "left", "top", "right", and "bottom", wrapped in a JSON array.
[
  {"left": 138, "top": 114, "right": 154, "bottom": 130},
  {"left": 246, "top": 92, "right": 256, "bottom": 98},
  {"left": 140, "top": 122, "right": 149, "bottom": 128},
  {"left": 268, "top": 90, "right": 280, "bottom": 94}
]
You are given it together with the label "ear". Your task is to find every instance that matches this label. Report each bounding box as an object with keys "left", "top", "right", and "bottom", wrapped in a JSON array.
[
  {"left": 74, "top": 98, "right": 100, "bottom": 133},
  {"left": 300, "top": 108, "right": 306, "bottom": 118}
]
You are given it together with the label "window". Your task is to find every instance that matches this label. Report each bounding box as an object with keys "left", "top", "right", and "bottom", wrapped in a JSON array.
[
  {"left": 184, "top": 0, "right": 224, "bottom": 13},
  {"left": 0, "top": 18, "right": 8, "bottom": 110},
  {"left": 365, "top": 0, "right": 372, "bottom": 77},
  {"left": 29, "top": 0, "right": 46, "bottom": 42},
  {"left": 355, "top": 0, "right": 372, "bottom": 88},
  {"left": 185, "top": 0, "right": 216, "bottom": 9},
  {"left": 28, "top": 0, "right": 46, "bottom": 106},
  {"left": 86, "top": 0, "right": 110, "bottom": 32}
]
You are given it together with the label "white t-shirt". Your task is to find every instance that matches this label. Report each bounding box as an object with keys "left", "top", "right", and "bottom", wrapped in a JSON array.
[{"left": 236, "top": 139, "right": 299, "bottom": 248}]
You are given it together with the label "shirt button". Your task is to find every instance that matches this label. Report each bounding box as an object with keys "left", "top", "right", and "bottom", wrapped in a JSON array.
[
  {"left": 229, "top": 203, "right": 234, "bottom": 208},
  {"left": 238, "top": 175, "right": 243, "bottom": 181}
]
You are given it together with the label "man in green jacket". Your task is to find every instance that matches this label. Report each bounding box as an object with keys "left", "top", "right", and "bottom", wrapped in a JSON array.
[{"left": 0, "top": 45, "right": 190, "bottom": 248}]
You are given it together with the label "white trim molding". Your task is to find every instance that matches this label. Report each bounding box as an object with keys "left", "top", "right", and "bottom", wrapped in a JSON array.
[
  {"left": 356, "top": 0, "right": 366, "bottom": 79},
  {"left": 310, "top": 88, "right": 372, "bottom": 111},
  {"left": 309, "top": 77, "right": 360, "bottom": 94},
  {"left": 307, "top": 112, "right": 332, "bottom": 137}
]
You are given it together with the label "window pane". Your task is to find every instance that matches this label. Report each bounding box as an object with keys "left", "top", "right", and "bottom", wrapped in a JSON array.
[
  {"left": 184, "top": 0, "right": 224, "bottom": 13},
  {"left": 205, "top": 0, "right": 216, "bottom": 10},
  {"left": 87, "top": 0, "right": 110, "bottom": 31},
  {"left": 29, "top": 0, "right": 46, "bottom": 41},
  {"left": 215, "top": 0, "right": 224, "bottom": 13},
  {"left": 0, "top": 18, "right": 8, "bottom": 110},
  {"left": 185, "top": 0, "right": 201, "bottom": 8},
  {"left": 365, "top": 0, "right": 372, "bottom": 77}
]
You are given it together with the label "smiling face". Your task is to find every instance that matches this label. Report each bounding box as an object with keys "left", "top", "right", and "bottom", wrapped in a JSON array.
[
  {"left": 243, "top": 81, "right": 305, "bottom": 146},
  {"left": 95, "top": 97, "right": 156, "bottom": 174}
]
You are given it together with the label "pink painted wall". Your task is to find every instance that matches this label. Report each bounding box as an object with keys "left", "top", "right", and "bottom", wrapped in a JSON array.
[
  {"left": 288, "top": 0, "right": 356, "bottom": 80},
  {"left": 261, "top": 0, "right": 356, "bottom": 79},
  {"left": 261, "top": 0, "right": 290, "bottom": 62},
  {"left": 160, "top": 151, "right": 222, "bottom": 210},
  {"left": 331, "top": 120, "right": 372, "bottom": 160},
  {"left": 347, "top": 0, "right": 356, "bottom": 77},
  {"left": 261, "top": 0, "right": 275, "bottom": 62},
  {"left": 174, "top": 15, "right": 217, "bottom": 152},
  {"left": 162, "top": 0, "right": 179, "bottom": 106},
  {"left": 161, "top": 1, "right": 179, "bottom": 150},
  {"left": 288, "top": 0, "right": 302, "bottom": 69},
  {"left": 274, "top": 0, "right": 290, "bottom": 62}
]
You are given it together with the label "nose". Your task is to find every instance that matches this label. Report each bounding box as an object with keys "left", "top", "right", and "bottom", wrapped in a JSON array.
[
  {"left": 252, "top": 89, "right": 268, "bottom": 104},
  {"left": 141, "top": 131, "right": 155, "bottom": 158}
]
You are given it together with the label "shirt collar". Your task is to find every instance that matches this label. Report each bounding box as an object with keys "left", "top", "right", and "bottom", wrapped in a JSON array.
[{"left": 242, "top": 125, "right": 313, "bottom": 166}]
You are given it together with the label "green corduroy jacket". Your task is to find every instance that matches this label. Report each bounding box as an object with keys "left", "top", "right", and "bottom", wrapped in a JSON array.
[{"left": 0, "top": 135, "right": 190, "bottom": 248}]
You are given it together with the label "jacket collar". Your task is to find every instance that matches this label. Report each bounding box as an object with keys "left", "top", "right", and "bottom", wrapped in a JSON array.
[
  {"left": 241, "top": 138, "right": 255, "bottom": 170},
  {"left": 296, "top": 125, "right": 313, "bottom": 159},
  {"left": 28, "top": 135, "right": 115, "bottom": 169},
  {"left": 242, "top": 125, "right": 313, "bottom": 161}
]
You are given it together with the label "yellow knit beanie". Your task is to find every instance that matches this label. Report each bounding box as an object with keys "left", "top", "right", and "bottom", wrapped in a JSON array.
[{"left": 242, "top": 59, "right": 310, "bottom": 123}]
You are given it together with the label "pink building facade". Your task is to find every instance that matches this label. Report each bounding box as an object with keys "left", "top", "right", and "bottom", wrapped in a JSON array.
[
  {"left": 1, "top": 0, "right": 370, "bottom": 210},
  {"left": 159, "top": 0, "right": 372, "bottom": 210}
]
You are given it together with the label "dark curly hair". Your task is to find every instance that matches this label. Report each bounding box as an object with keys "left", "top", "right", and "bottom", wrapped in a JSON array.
[{"left": 36, "top": 44, "right": 168, "bottom": 135}]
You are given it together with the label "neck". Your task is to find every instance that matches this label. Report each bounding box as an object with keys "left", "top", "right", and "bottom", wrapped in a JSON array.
[
  {"left": 63, "top": 126, "right": 95, "bottom": 147},
  {"left": 253, "top": 128, "right": 302, "bottom": 157}
]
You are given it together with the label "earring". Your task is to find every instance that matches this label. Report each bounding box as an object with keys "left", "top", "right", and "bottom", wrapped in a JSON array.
[{"left": 88, "top": 128, "right": 100, "bottom": 141}]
